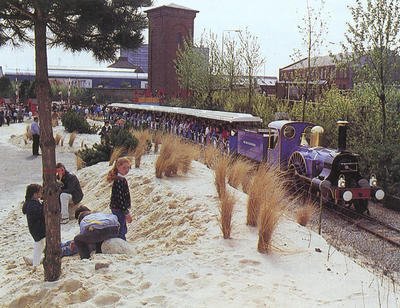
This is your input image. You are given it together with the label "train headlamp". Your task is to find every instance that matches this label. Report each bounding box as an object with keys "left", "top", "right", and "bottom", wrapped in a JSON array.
[
  {"left": 338, "top": 175, "right": 346, "bottom": 188},
  {"left": 369, "top": 174, "right": 377, "bottom": 187},
  {"left": 343, "top": 190, "right": 353, "bottom": 202},
  {"left": 375, "top": 189, "right": 385, "bottom": 201}
]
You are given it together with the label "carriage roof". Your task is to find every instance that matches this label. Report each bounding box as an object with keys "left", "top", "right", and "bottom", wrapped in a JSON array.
[
  {"left": 109, "top": 103, "right": 263, "bottom": 124},
  {"left": 268, "top": 120, "right": 315, "bottom": 130}
]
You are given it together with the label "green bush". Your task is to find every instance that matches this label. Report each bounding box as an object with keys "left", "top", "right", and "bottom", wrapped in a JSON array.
[
  {"left": 76, "top": 143, "right": 111, "bottom": 167},
  {"left": 61, "top": 110, "right": 93, "bottom": 133},
  {"left": 76, "top": 126, "right": 138, "bottom": 167},
  {"left": 109, "top": 126, "right": 138, "bottom": 151}
]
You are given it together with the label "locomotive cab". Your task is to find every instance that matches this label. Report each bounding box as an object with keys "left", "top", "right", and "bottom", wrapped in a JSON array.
[{"left": 266, "top": 120, "right": 314, "bottom": 170}]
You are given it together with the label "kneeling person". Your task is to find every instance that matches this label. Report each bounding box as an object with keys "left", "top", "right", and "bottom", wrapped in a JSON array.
[
  {"left": 74, "top": 206, "right": 120, "bottom": 259},
  {"left": 57, "top": 162, "right": 84, "bottom": 224}
]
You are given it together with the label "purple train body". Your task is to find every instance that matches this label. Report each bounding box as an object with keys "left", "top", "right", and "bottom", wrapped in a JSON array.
[{"left": 235, "top": 120, "right": 384, "bottom": 213}]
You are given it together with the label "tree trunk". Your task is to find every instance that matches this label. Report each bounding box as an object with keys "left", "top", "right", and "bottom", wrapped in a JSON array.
[{"left": 34, "top": 16, "right": 61, "bottom": 281}]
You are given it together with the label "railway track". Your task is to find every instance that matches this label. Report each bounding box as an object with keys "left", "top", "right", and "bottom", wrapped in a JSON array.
[{"left": 324, "top": 203, "right": 400, "bottom": 248}]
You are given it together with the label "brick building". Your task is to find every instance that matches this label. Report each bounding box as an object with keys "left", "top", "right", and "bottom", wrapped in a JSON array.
[
  {"left": 146, "top": 4, "right": 199, "bottom": 97},
  {"left": 279, "top": 55, "right": 353, "bottom": 89}
]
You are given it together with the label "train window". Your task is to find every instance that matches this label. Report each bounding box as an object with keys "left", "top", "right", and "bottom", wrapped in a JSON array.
[
  {"left": 269, "top": 128, "right": 278, "bottom": 149},
  {"left": 283, "top": 125, "right": 295, "bottom": 139}
]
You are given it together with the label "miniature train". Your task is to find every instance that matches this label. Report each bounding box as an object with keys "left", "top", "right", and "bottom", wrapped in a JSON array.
[{"left": 109, "top": 103, "right": 385, "bottom": 213}]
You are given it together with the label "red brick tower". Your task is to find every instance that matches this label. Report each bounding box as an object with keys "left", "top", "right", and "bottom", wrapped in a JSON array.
[{"left": 146, "top": 4, "right": 199, "bottom": 98}]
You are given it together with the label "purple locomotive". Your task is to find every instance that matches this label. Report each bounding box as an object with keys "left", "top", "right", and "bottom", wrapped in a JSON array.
[{"left": 237, "top": 120, "right": 385, "bottom": 213}]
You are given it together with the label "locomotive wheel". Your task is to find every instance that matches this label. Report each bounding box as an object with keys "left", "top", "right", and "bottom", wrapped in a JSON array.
[
  {"left": 288, "top": 152, "right": 307, "bottom": 193},
  {"left": 352, "top": 199, "right": 368, "bottom": 214}
]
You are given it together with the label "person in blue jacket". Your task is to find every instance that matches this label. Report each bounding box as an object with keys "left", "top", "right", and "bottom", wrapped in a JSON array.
[{"left": 74, "top": 205, "right": 120, "bottom": 259}]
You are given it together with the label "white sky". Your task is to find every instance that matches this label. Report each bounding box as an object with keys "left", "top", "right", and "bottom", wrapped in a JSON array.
[{"left": 0, "top": 0, "right": 355, "bottom": 76}]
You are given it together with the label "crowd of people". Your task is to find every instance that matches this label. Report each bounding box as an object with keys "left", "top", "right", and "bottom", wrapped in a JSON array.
[
  {"left": 22, "top": 157, "right": 133, "bottom": 266},
  {"left": 0, "top": 103, "right": 30, "bottom": 126},
  {"left": 52, "top": 102, "right": 235, "bottom": 151},
  {"left": 100, "top": 107, "right": 236, "bottom": 152}
]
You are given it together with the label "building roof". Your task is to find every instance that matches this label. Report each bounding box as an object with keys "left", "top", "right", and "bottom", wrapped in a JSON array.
[
  {"left": 145, "top": 3, "right": 199, "bottom": 13},
  {"left": 280, "top": 55, "right": 336, "bottom": 71},
  {"left": 108, "top": 57, "right": 138, "bottom": 70},
  {"left": 4, "top": 67, "right": 147, "bottom": 79},
  {"left": 257, "top": 76, "right": 277, "bottom": 86}
]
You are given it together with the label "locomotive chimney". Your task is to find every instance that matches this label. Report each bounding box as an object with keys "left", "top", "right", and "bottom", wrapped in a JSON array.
[{"left": 337, "top": 121, "right": 348, "bottom": 152}]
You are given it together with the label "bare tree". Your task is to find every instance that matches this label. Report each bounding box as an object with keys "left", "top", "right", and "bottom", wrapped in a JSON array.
[
  {"left": 222, "top": 33, "right": 242, "bottom": 92},
  {"left": 291, "top": 0, "right": 328, "bottom": 121},
  {"left": 238, "top": 28, "right": 265, "bottom": 113}
]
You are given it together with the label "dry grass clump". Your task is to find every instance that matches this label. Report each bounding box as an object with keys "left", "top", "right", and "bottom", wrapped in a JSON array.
[
  {"left": 214, "top": 155, "right": 231, "bottom": 198},
  {"left": 219, "top": 191, "right": 235, "bottom": 239},
  {"left": 134, "top": 143, "right": 146, "bottom": 168},
  {"left": 254, "top": 166, "right": 289, "bottom": 253},
  {"left": 203, "top": 145, "right": 221, "bottom": 169},
  {"left": 153, "top": 131, "right": 163, "bottom": 153},
  {"left": 227, "top": 158, "right": 254, "bottom": 190},
  {"left": 191, "top": 143, "right": 202, "bottom": 161},
  {"left": 68, "top": 132, "right": 77, "bottom": 147},
  {"left": 51, "top": 113, "right": 58, "bottom": 127},
  {"left": 296, "top": 200, "right": 316, "bottom": 227},
  {"left": 131, "top": 129, "right": 153, "bottom": 153},
  {"left": 26, "top": 125, "right": 32, "bottom": 140},
  {"left": 54, "top": 133, "right": 62, "bottom": 145},
  {"left": 155, "top": 134, "right": 197, "bottom": 178},
  {"left": 132, "top": 129, "right": 153, "bottom": 168},
  {"left": 109, "top": 146, "right": 125, "bottom": 166},
  {"left": 257, "top": 187, "right": 287, "bottom": 254},
  {"left": 76, "top": 155, "right": 86, "bottom": 170},
  {"left": 246, "top": 164, "right": 270, "bottom": 226}
]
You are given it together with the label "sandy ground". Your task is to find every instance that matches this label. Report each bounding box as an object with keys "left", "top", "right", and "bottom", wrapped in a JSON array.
[{"left": 0, "top": 121, "right": 399, "bottom": 308}]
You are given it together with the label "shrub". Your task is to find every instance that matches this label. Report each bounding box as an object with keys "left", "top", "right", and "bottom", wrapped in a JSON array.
[
  {"left": 219, "top": 191, "right": 235, "bottom": 239},
  {"left": 26, "top": 125, "right": 32, "bottom": 140},
  {"left": 76, "top": 126, "right": 138, "bottom": 167},
  {"left": 54, "top": 133, "right": 62, "bottom": 145},
  {"left": 109, "top": 146, "right": 125, "bottom": 166},
  {"left": 61, "top": 110, "right": 92, "bottom": 133},
  {"left": 296, "top": 201, "right": 316, "bottom": 227},
  {"left": 214, "top": 155, "right": 231, "bottom": 198},
  {"left": 109, "top": 126, "right": 138, "bottom": 152},
  {"left": 76, "top": 143, "right": 112, "bottom": 167},
  {"left": 68, "top": 131, "right": 77, "bottom": 147},
  {"left": 155, "top": 134, "right": 197, "bottom": 178},
  {"left": 227, "top": 158, "right": 254, "bottom": 190},
  {"left": 257, "top": 168, "right": 288, "bottom": 253}
]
